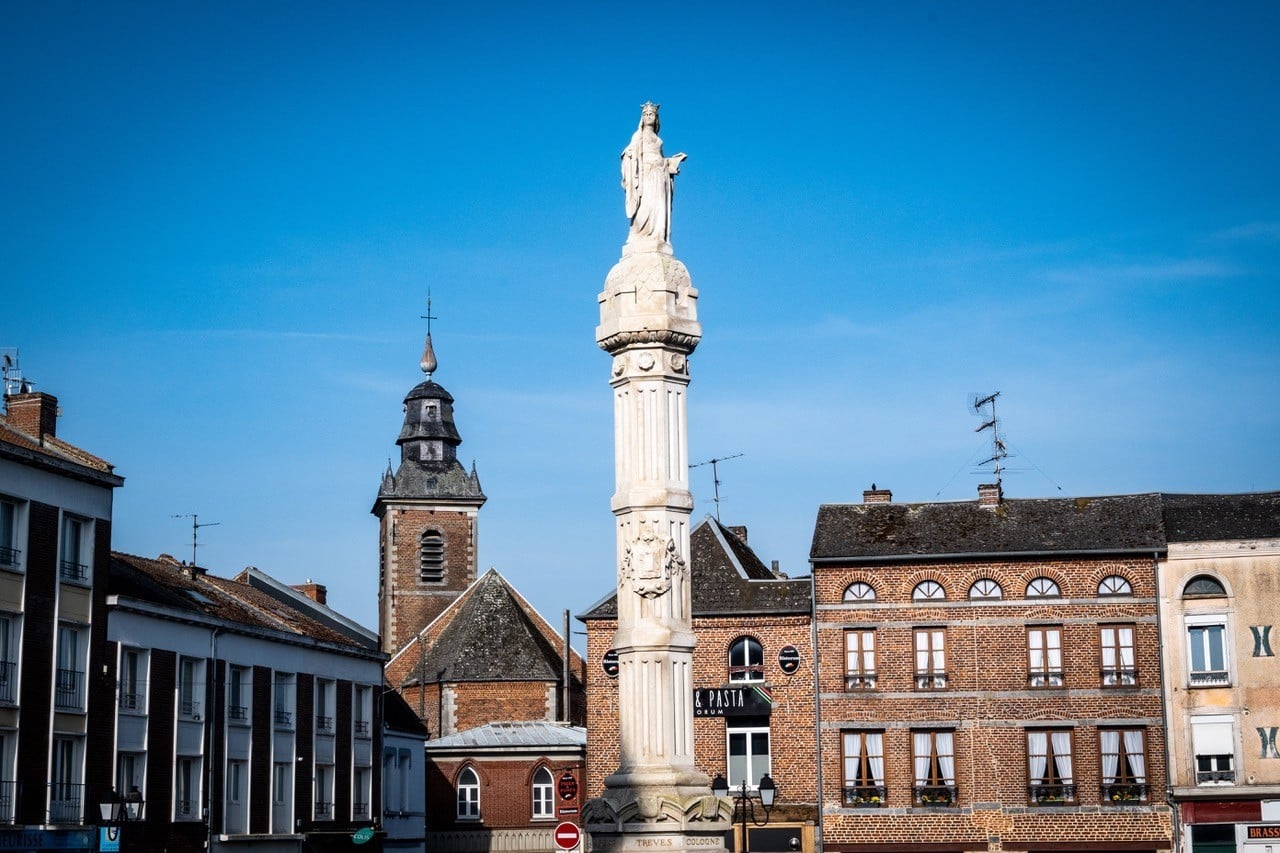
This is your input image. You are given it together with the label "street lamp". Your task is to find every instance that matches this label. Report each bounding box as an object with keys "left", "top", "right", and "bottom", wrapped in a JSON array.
[
  {"left": 98, "top": 787, "right": 144, "bottom": 848},
  {"left": 711, "top": 773, "right": 777, "bottom": 853}
]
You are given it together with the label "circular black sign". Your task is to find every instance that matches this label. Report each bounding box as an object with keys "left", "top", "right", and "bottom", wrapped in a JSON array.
[
  {"left": 778, "top": 645, "right": 801, "bottom": 675},
  {"left": 558, "top": 772, "right": 579, "bottom": 801},
  {"left": 602, "top": 649, "right": 620, "bottom": 678}
]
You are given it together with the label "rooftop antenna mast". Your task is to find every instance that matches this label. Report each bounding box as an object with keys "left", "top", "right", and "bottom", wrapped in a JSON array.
[
  {"left": 1, "top": 348, "right": 33, "bottom": 396},
  {"left": 970, "top": 391, "right": 1008, "bottom": 488},
  {"left": 690, "top": 453, "right": 743, "bottom": 522},
  {"left": 419, "top": 290, "right": 438, "bottom": 380},
  {"left": 171, "top": 514, "right": 220, "bottom": 570}
]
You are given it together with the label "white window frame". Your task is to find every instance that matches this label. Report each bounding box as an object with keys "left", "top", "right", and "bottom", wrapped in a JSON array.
[
  {"left": 116, "top": 751, "right": 145, "bottom": 801},
  {"left": 532, "top": 766, "right": 554, "bottom": 819},
  {"left": 58, "top": 514, "right": 92, "bottom": 585},
  {"left": 227, "top": 665, "right": 250, "bottom": 725},
  {"left": 175, "top": 755, "right": 202, "bottom": 820},
  {"left": 457, "top": 766, "right": 480, "bottom": 820},
  {"left": 913, "top": 580, "right": 945, "bottom": 601},
  {"left": 728, "top": 637, "right": 764, "bottom": 683},
  {"left": 55, "top": 623, "right": 87, "bottom": 712},
  {"left": 315, "top": 679, "right": 336, "bottom": 734},
  {"left": 0, "top": 497, "right": 26, "bottom": 573},
  {"left": 178, "top": 656, "right": 204, "bottom": 720},
  {"left": 353, "top": 766, "right": 371, "bottom": 819},
  {"left": 0, "top": 613, "right": 19, "bottom": 705},
  {"left": 272, "top": 761, "right": 293, "bottom": 833},
  {"left": 119, "top": 647, "right": 147, "bottom": 714},
  {"left": 354, "top": 685, "right": 373, "bottom": 738},
  {"left": 1191, "top": 715, "right": 1236, "bottom": 786},
  {"left": 0, "top": 729, "right": 15, "bottom": 822},
  {"left": 727, "top": 723, "right": 771, "bottom": 790},
  {"left": 1185, "top": 613, "right": 1231, "bottom": 687},
  {"left": 843, "top": 582, "right": 876, "bottom": 602},
  {"left": 1098, "top": 575, "right": 1133, "bottom": 596},
  {"left": 314, "top": 763, "right": 334, "bottom": 820},
  {"left": 50, "top": 735, "right": 84, "bottom": 822},
  {"left": 1026, "top": 577, "right": 1061, "bottom": 598},
  {"left": 225, "top": 759, "right": 248, "bottom": 834},
  {"left": 274, "top": 672, "right": 296, "bottom": 729},
  {"left": 968, "top": 578, "right": 1003, "bottom": 600}
]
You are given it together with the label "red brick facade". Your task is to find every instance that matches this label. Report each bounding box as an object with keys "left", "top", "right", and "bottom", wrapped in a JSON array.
[
  {"left": 427, "top": 755, "right": 587, "bottom": 831},
  {"left": 379, "top": 506, "right": 478, "bottom": 658}
]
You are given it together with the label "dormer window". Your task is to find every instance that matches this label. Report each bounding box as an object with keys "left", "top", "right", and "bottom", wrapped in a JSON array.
[
  {"left": 422, "top": 401, "right": 439, "bottom": 421},
  {"left": 420, "top": 531, "right": 445, "bottom": 582}
]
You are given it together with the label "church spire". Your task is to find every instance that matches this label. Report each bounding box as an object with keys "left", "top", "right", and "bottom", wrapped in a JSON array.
[{"left": 420, "top": 293, "right": 438, "bottom": 379}]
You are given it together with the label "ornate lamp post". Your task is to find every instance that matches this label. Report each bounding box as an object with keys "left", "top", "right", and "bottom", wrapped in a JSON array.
[
  {"left": 710, "top": 774, "right": 777, "bottom": 853},
  {"left": 98, "top": 787, "right": 144, "bottom": 850}
]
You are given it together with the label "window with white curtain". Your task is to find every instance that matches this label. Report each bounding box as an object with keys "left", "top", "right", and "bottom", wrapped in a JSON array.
[
  {"left": 1100, "top": 625, "right": 1137, "bottom": 686},
  {"left": 913, "top": 629, "right": 946, "bottom": 689},
  {"left": 1100, "top": 729, "right": 1147, "bottom": 802},
  {"left": 1027, "top": 627, "right": 1064, "bottom": 687},
  {"left": 844, "top": 630, "right": 876, "bottom": 690},
  {"left": 1191, "top": 716, "right": 1235, "bottom": 785},
  {"left": 841, "top": 731, "right": 885, "bottom": 806},
  {"left": 1027, "top": 729, "right": 1075, "bottom": 804},
  {"left": 911, "top": 731, "right": 955, "bottom": 805}
]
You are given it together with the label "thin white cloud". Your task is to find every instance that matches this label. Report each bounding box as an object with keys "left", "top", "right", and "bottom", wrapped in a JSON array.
[
  {"left": 1209, "top": 221, "right": 1280, "bottom": 242},
  {"left": 1041, "top": 258, "right": 1238, "bottom": 285}
]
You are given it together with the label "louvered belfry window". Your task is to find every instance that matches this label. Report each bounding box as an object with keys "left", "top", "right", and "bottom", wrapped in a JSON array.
[{"left": 420, "top": 530, "right": 445, "bottom": 582}]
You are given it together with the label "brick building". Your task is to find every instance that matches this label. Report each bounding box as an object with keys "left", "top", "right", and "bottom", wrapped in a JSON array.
[
  {"left": 106, "top": 553, "right": 386, "bottom": 853},
  {"left": 581, "top": 517, "right": 817, "bottom": 853},
  {"left": 810, "top": 484, "right": 1174, "bottom": 852},
  {"left": 1156, "top": 492, "right": 1280, "bottom": 853},
  {"left": 1, "top": 383, "right": 123, "bottom": 852}
]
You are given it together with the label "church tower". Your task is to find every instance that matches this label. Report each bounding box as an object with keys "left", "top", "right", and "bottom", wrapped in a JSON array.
[{"left": 373, "top": 320, "right": 485, "bottom": 656}]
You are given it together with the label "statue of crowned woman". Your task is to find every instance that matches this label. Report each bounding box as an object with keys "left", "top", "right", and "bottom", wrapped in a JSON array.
[{"left": 621, "top": 102, "right": 687, "bottom": 254}]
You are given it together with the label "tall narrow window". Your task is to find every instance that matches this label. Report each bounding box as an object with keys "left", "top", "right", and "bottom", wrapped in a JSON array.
[
  {"left": 532, "top": 767, "right": 554, "bottom": 819},
  {"left": 841, "top": 731, "right": 885, "bottom": 806},
  {"left": 272, "top": 762, "right": 292, "bottom": 833},
  {"left": 60, "top": 516, "right": 88, "bottom": 582},
  {"left": 1191, "top": 716, "right": 1235, "bottom": 785},
  {"left": 50, "top": 737, "right": 82, "bottom": 822},
  {"left": 353, "top": 767, "right": 370, "bottom": 819},
  {"left": 1100, "top": 729, "right": 1147, "bottom": 802},
  {"left": 274, "top": 672, "right": 295, "bottom": 728},
  {"left": 728, "top": 637, "right": 764, "bottom": 683},
  {"left": 844, "top": 630, "right": 876, "bottom": 690},
  {"left": 354, "top": 686, "right": 372, "bottom": 737},
  {"left": 178, "top": 657, "right": 202, "bottom": 719},
  {"left": 911, "top": 731, "right": 955, "bottom": 805},
  {"left": 0, "top": 731, "right": 14, "bottom": 822},
  {"left": 727, "top": 722, "right": 771, "bottom": 790},
  {"left": 228, "top": 666, "right": 249, "bottom": 723},
  {"left": 55, "top": 624, "right": 84, "bottom": 711},
  {"left": 457, "top": 767, "right": 480, "bottom": 820},
  {"left": 914, "top": 629, "right": 947, "bottom": 689},
  {"left": 120, "top": 648, "right": 146, "bottom": 712},
  {"left": 1100, "top": 625, "right": 1137, "bottom": 686},
  {"left": 0, "top": 614, "right": 16, "bottom": 704},
  {"left": 176, "top": 757, "right": 201, "bottom": 819},
  {"left": 420, "top": 531, "right": 445, "bottom": 582},
  {"left": 1027, "top": 730, "right": 1075, "bottom": 803},
  {"left": 315, "top": 679, "right": 335, "bottom": 733},
  {"left": 0, "top": 499, "right": 19, "bottom": 569},
  {"left": 314, "top": 764, "right": 333, "bottom": 819},
  {"left": 226, "top": 760, "right": 248, "bottom": 833},
  {"left": 1027, "top": 627, "right": 1064, "bottom": 687}
]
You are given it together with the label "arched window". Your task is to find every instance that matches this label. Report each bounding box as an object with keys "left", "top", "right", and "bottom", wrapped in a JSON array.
[
  {"left": 968, "top": 579, "right": 1003, "bottom": 601},
  {"left": 531, "top": 767, "right": 554, "bottom": 819},
  {"left": 912, "top": 580, "right": 945, "bottom": 601},
  {"left": 457, "top": 767, "right": 480, "bottom": 820},
  {"left": 1183, "top": 575, "right": 1227, "bottom": 598},
  {"left": 1098, "top": 576, "right": 1133, "bottom": 597},
  {"left": 844, "top": 582, "right": 876, "bottom": 602},
  {"left": 1026, "top": 577, "right": 1061, "bottom": 598},
  {"left": 728, "top": 637, "right": 764, "bottom": 683},
  {"left": 420, "top": 530, "right": 445, "bottom": 582}
]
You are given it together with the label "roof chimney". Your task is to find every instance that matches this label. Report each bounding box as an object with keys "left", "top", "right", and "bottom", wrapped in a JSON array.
[
  {"left": 726, "top": 525, "right": 748, "bottom": 544},
  {"left": 292, "top": 581, "right": 328, "bottom": 606},
  {"left": 863, "top": 484, "right": 892, "bottom": 504},
  {"left": 3, "top": 391, "right": 58, "bottom": 440},
  {"left": 978, "top": 482, "right": 1003, "bottom": 508}
]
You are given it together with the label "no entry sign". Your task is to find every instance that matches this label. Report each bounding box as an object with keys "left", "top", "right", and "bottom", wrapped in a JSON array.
[{"left": 554, "top": 821, "right": 582, "bottom": 850}]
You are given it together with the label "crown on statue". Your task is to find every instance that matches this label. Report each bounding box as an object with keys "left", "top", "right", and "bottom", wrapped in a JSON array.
[{"left": 641, "top": 101, "right": 660, "bottom": 112}]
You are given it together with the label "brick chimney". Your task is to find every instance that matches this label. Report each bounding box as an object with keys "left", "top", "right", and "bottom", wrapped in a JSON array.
[
  {"left": 978, "top": 482, "right": 1003, "bottom": 508},
  {"left": 863, "top": 484, "right": 892, "bottom": 504},
  {"left": 726, "top": 525, "right": 748, "bottom": 544},
  {"left": 3, "top": 391, "right": 58, "bottom": 440},
  {"left": 292, "top": 581, "right": 327, "bottom": 606}
]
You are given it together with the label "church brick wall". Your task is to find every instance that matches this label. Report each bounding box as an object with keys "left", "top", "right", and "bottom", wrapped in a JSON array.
[{"left": 380, "top": 507, "right": 477, "bottom": 655}]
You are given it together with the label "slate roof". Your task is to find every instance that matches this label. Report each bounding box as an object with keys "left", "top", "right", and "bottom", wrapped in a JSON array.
[
  {"left": 1160, "top": 491, "right": 1280, "bottom": 543},
  {"left": 384, "top": 690, "right": 431, "bottom": 737},
  {"left": 0, "top": 414, "right": 122, "bottom": 487},
  {"left": 578, "top": 517, "right": 811, "bottom": 621},
  {"left": 109, "top": 552, "right": 382, "bottom": 656},
  {"left": 425, "top": 721, "right": 586, "bottom": 750},
  {"left": 407, "top": 568, "right": 581, "bottom": 683}
]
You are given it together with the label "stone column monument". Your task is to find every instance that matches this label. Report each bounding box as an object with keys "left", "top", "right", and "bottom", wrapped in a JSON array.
[{"left": 585, "top": 103, "right": 731, "bottom": 853}]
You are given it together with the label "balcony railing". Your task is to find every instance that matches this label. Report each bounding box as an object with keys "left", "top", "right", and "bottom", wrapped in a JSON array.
[
  {"left": 119, "top": 680, "right": 146, "bottom": 712},
  {"left": 913, "top": 784, "right": 957, "bottom": 806},
  {"left": 0, "top": 546, "right": 19, "bottom": 569},
  {"left": 353, "top": 800, "right": 369, "bottom": 818},
  {"left": 315, "top": 715, "right": 334, "bottom": 733},
  {"left": 1196, "top": 768, "right": 1236, "bottom": 785},
  {"left": 844, "top": 673, "right": 876, "bottom": 690},
  {"left": 1190, "top": 669, "right": 1230, "bottom": 687},
  {"left": 228, "top": 704, "right": 249, "bottom": 723},
  {"left": 48, "top": 782, "right": 83, "bottom": 823},
  {"left": 0, "top": 780, "right": 17, "bottom": 823},
  {"left": 842, "top": 785, "right": 887, "bottom": 807},
  {"left": 274, "top": 708, "right": 293, "bottom": 727},
  {"left": 1101, "top": 782, "right": 1148, "bottom": 803},
  {"left": 1028, "top": 671, "right": 1065, "bottom": 687},
  {"left": 1101, "top": 668, "right": 1139, "bottom": 687},
  {"left": 314, "top": 801, "right": 331, "bottom": 818},
  {"left": 59, "top": 560, "right": 88, "bottom": 583},
  {"left": 54, "top": 669, "right": 84, "bottom": 710},
  {"left": 179, "top": 698, "right": 201, "bottom": 719},
  {"left": 354, "top": 720, "right": 371, "bottom": 736},
  {"left": 1029, "top": 783, "right": 1077, "bottom": 804},
  {"left": 914, "top": 672, "right": 948, "bottom": 690},
  {"left": 176, "top": 798, "right": 196, "bottom": 818},
  {"left": 0, "top": 660, "right": 15, "bottom": 704}
]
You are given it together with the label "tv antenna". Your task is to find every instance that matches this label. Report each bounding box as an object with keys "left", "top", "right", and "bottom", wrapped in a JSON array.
[
  {"left": 691, "top": 453, "right": 743, "bottom": 521},
  {"left": 171, "top": 514, "right": 220, "bottom": 569},
  {"left": 969, "top": 391, "right": 1008, "bottom": 488},
  {"left": 1, "top": 348, "right": 33, "bottom": 396}
]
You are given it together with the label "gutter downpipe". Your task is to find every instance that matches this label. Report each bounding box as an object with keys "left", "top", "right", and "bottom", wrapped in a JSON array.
[
  {"left": 1152, "top": 550, "right": 1182, "bottom": 853},
  {"left": 809, "top": 572, "right": 824, "bottom": 853},
  {"left": 206, "top": 626, "right": 221, "bottom": 849},
  {"left": 562, "top": 610, "right": 571, "bottom": 723}
]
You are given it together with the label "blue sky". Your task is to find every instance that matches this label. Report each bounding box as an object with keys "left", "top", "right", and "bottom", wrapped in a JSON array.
[{"left": 4, "top": 2, "right": 1277, "bottom": 638}]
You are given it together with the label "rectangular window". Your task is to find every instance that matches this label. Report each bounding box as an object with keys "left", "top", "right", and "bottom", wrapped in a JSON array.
[
  {"left": 1100, "top": 625, "right": 1137, "bottom": 686},
  {"left": 116, "top": 752, "right": 145, "bottom": 802},
  {"left": 226, "top": 760, "right": 248, "bottom": 834},
  {"left": 353, "top": 767, "right": 370, "bottom": 819},
  {"left": 354, "top": 685, "right": 372, "bottom": 737},
  {"left": 0, "top": 614, "right": 17, "bottom": 704},
  {"left": 1191, "top": 716, "right": 1235, "bottom": 785},
  {"left": 314, "top": 764, "right": 333, "bottom": 819},
  {"left": 55, "top": 624, "right": 85, "bottom": 711},
  {"left": 119, "top": 648, "right": 146, "bottom": 713},
  {"left": 59, "top": 516, "right": 90, "bottom": 583},
  {"left": 844, "top": 630, "right": 876, "bottom": 690},
  {"left": 272, "top": 762, "right": 292, "bottom": 833},
  {"left": 274, "top": 672, "right": 295, "bottom": 728},
  {"left": 1028, "top": 627, "right": 1064, "bottom": 687},
  {"left": 532, "top": 769, "right": 554, "bottom": 818},
  {"left": 911, "top": 731, "right": 956, "bottom": 805},
  {"left": 0, "top": 499, "right": 21, "bottom": 570},
  {"left": 175, "top": 756, "right": 201, "bottom": 819},
  {"left": 228, "top": 666, "right": 250, "bottom": 724},
  {"left": 0, "top": 730, "right": 15, "bottom": 822},
  {"left": 315, "top": 679, "right": 335, "bottom": 733},
  {"left": 914, "top": 629, "right": 947, "bottom": 689},
  {"left": 1100, "top": 729, "right": 1147, "bottom": 802},
  {"left": 51, "top": 736, "right": 83, "bottom": 822},
  {"left": 1027, "top": 729, "right": 1075, "bottom": 804},
  {"left": 1187, "top": 620, "right": 1229, "bottom": 686},
  {"left": 727, "top": 723, "right": 771, "bottom": 790},
  {"left": 841, "top": 731, "right": 885, "bottom": 806},
  {"left": 178, "top": 657, "right": 203, "bottom": 719}
]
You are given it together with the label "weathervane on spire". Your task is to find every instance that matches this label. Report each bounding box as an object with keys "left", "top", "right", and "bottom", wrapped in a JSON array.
[{"left": 419, "top": 291, "right": 438, "bottom": 379}]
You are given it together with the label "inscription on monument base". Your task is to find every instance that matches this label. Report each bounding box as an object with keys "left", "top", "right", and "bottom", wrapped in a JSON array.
[{"left": 589, "top": 833, "right": 726, "bottom": 853}]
